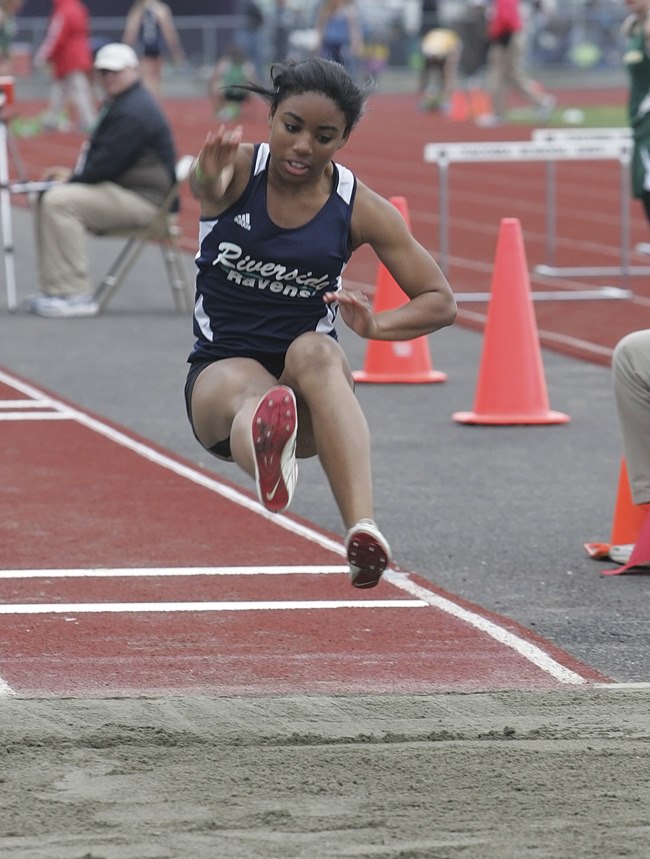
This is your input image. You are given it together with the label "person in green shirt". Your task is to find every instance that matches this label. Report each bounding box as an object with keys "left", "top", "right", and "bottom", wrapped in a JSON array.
[
  {"left": 208, "top": 43, "right": 257, "bottom": 122},
  {"left": 623, "top": 0, "right": 650, "bottom": 224}
]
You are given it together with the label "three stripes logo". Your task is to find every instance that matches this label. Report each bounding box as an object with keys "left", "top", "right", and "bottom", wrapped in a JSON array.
[{"left": 234, "top": 213, "right": 251, "bottom": 231}]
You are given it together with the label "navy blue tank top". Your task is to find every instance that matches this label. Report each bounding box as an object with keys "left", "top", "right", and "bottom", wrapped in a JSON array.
[
  {"left": 141, "top": 7, "right": 163, "bottom": 58},
  {"left": 188, "top": 142, "right": 357, "bottom": 363}
]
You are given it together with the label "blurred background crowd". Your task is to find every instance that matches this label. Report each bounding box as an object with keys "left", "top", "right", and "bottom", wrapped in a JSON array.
[{"left": 2, "top": 0, "right": 631, "bottom": 99}]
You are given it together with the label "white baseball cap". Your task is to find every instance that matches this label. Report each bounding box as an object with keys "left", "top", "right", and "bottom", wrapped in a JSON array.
[{"left": 94, "top": 43, "right": 139, "bottom": 72}]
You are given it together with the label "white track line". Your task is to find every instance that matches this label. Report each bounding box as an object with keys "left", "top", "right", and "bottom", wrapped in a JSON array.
[
  {"left": 0, "top": 399, "right": 55, "bottom": 408},
  {"left": 0, "top": 368, "right": 597, "bottom": 692},
  {"left": 0, "top": 600, "right": 426, "bottom": 614},
  {"left": 0, "top": 566, "right": 350, "bottom": 578},
  {"left": 384, "top": 571, "right": 587, "bottom": 686},
  {"left": 0, "top": 369, "right": 344, "bottom": 554},
  {"left": 0, "top": 411, "right": 75, "bottom": 421}
]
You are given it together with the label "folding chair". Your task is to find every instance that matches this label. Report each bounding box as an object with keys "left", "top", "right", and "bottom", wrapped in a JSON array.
[{"left": 93, "top": 154, "right": 195, "bottom": 312}]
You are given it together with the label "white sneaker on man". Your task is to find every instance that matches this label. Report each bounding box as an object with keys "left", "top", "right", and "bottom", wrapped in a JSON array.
[{"left": 26, "top": 293, "right": 99, "bottom": 318}]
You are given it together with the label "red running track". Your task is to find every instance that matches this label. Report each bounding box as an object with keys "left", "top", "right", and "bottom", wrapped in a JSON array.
[{"left": 0, "top": 368, "right": 608, "bottom": 697}]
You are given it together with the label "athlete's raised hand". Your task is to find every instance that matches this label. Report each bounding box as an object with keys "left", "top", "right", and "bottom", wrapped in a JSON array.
[
  {"left": 191, "top": 125, "right": 242, "bottom": 200},
  {"left": 198, "top": 124, "right": 243, "bottom": 177}
]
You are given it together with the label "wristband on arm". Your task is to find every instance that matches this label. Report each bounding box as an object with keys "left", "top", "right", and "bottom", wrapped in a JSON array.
[
  {"left": 193, "top": 159, "right": 216, "bottom": 184},
  {"left": 193, "top": 157, "right": 233, "bottom": 195}
]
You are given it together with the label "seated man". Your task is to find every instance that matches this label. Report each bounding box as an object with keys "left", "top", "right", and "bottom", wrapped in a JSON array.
[{"left": 26, "top": 42, "right": 178, "bottom": 318}]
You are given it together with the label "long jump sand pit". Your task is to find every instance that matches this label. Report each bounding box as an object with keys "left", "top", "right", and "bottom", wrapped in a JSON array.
[{"left": 0, "top": 687, "right": 648, "bottom": 857}]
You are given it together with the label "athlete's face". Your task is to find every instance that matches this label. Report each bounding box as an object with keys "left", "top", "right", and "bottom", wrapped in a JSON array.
[{"left": 268, "top": 92, "right": 349, "bottom": 181}]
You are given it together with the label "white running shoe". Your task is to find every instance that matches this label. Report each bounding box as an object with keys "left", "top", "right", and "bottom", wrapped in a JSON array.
[
  {"left": 252, "top": 385, "right": 297, "bottom": 514},
  {"left": 26, "top": 293, "right": 99, "bottom": 318},
  {"left": 608, "top": 544, "right": 634, "bottom": 565},
  {"left": 345, "top": 518, "right": 391, "bottom": 589}
]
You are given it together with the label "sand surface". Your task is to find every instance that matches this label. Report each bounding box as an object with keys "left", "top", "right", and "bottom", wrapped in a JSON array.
[{"left": 1, "top": 688, "right": 648, "bottom": 858}]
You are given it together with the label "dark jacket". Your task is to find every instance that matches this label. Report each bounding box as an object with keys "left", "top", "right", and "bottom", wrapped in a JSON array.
[{"left": 70, "top": 80, "right": 177, "bottom": 208}]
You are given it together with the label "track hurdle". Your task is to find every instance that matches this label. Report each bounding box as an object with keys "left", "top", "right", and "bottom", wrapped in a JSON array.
[
  {"left": 423, "top": 137, "right": 645, "bottom": 290},
  {"left": 528, "top": 127, "right": 647, "bottom": 281}
]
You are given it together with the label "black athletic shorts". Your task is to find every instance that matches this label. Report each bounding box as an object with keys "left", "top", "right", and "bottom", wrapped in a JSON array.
[{"left": 184, "top": 353, "right": 287, "bottom": 461}]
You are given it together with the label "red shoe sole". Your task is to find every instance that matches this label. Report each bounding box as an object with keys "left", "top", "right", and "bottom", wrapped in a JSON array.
[{"left": 252, "top": 386, "right": 297, "bottom": 513}]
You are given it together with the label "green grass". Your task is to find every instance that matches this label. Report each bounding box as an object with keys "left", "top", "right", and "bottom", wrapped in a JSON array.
[{"left": 508, "top": 103, "right": 627, "bottom": 128}]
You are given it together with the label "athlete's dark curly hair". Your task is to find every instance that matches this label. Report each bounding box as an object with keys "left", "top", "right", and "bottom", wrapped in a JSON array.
[{"left": 234, "top": 57, "right": 375, "bottom": 136}]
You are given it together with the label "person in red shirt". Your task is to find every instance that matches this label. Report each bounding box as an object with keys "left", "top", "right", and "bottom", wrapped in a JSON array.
[
  {"left": 478, "top": 0, "right": 555, "bottom": 126},
  {"left": 34, "top": 0, "right": 96, "bottom": 132}
]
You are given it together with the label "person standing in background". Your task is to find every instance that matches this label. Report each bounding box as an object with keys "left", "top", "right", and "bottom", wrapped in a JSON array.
[
  {"left": 236, "top": 0, "right": 265, "bottom": 81},
  {"left": 478, "top": 0, "right": 555, "bottom": 126},
  {"left": 123, "top": 0, "right": 186, "bottom": 98},
  {"left": 208, "top": 41, "right": 257, "bottom": 121},
  {"left": 0, "top": 0, "right": 23, "bottom": 76},
  {"left": 317, "top": 0, "right": 363, "bottom": 72},
  {"left": 420, "top": 0, "right": 440, "bottom": 34},
  {"left": 622, "top": 0, "right": 650, "bottom": 230},
  {"left": 271, "top": 0, "right": 294, "bottom": 65},
  {"left": 418, "top": 27, "right": 461, "bottom": 114},
  {"left": 33, "top": 0, "right": 96, "bottom": 132}
]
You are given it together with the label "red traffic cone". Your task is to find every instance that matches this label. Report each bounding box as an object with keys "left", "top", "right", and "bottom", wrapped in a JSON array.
[
  {"left": 353, "top": 196, "right": 447, "bottom": 384},
  {"left": 602, "top": 506, "right": 650, "bottom": 575},
  {"left": 453, "top": 218, "right": 570, "bottom": 424}
]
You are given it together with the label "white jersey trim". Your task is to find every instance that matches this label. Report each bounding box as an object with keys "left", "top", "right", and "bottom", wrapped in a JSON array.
[
  {"left": 255, "top": 142, "right": 270, "bottom": 175},
  {"left": 335, "top": 163, "right": 354, "bottom": 204},
  {"left": 195, "top": 293, "right": 213, "bottom": 342}
]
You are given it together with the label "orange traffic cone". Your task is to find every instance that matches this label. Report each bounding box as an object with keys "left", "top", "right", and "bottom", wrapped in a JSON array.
[
  {"left": 453, "top": 218, "right": 570, "bottom": 424},
  {"left": 584, "top": 456, "right": 648, "bottom": 560},
  {"left": 602, "top": 506, "right": 650, "bottom": 576},
  {"left": 353, "top": 196, "right": 447, "bottom": 384},
  {"left": 609, "top": 457, "right": 648, "bottom": 545},
  {"left": 448, "top": 90, "right": 470, "bottom": 122}
]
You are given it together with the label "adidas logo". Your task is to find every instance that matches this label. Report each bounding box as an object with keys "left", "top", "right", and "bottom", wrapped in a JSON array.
[{"left": 234, "top": 213, "right": 251, "bottom": 230}]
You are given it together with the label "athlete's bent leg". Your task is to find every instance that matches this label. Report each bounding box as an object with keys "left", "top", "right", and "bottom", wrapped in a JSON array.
[{"left": 282, "top": 332, "right": 373, "bottom": 529}]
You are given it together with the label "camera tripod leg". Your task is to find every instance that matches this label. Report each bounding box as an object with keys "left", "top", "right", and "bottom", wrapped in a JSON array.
[{"left": 0, "top": 119, "right": 17, "bottom": 311}]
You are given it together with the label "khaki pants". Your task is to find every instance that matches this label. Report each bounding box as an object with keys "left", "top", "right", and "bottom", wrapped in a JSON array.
[
  {"left": 613, "top": 329, "right": 650, "bottom": 505},
  {"left": 36, "top": 182, "right": 160, "bottom": 297},
  {"left": 486, "top": 32, "right": 545, "bottom": 119}
]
